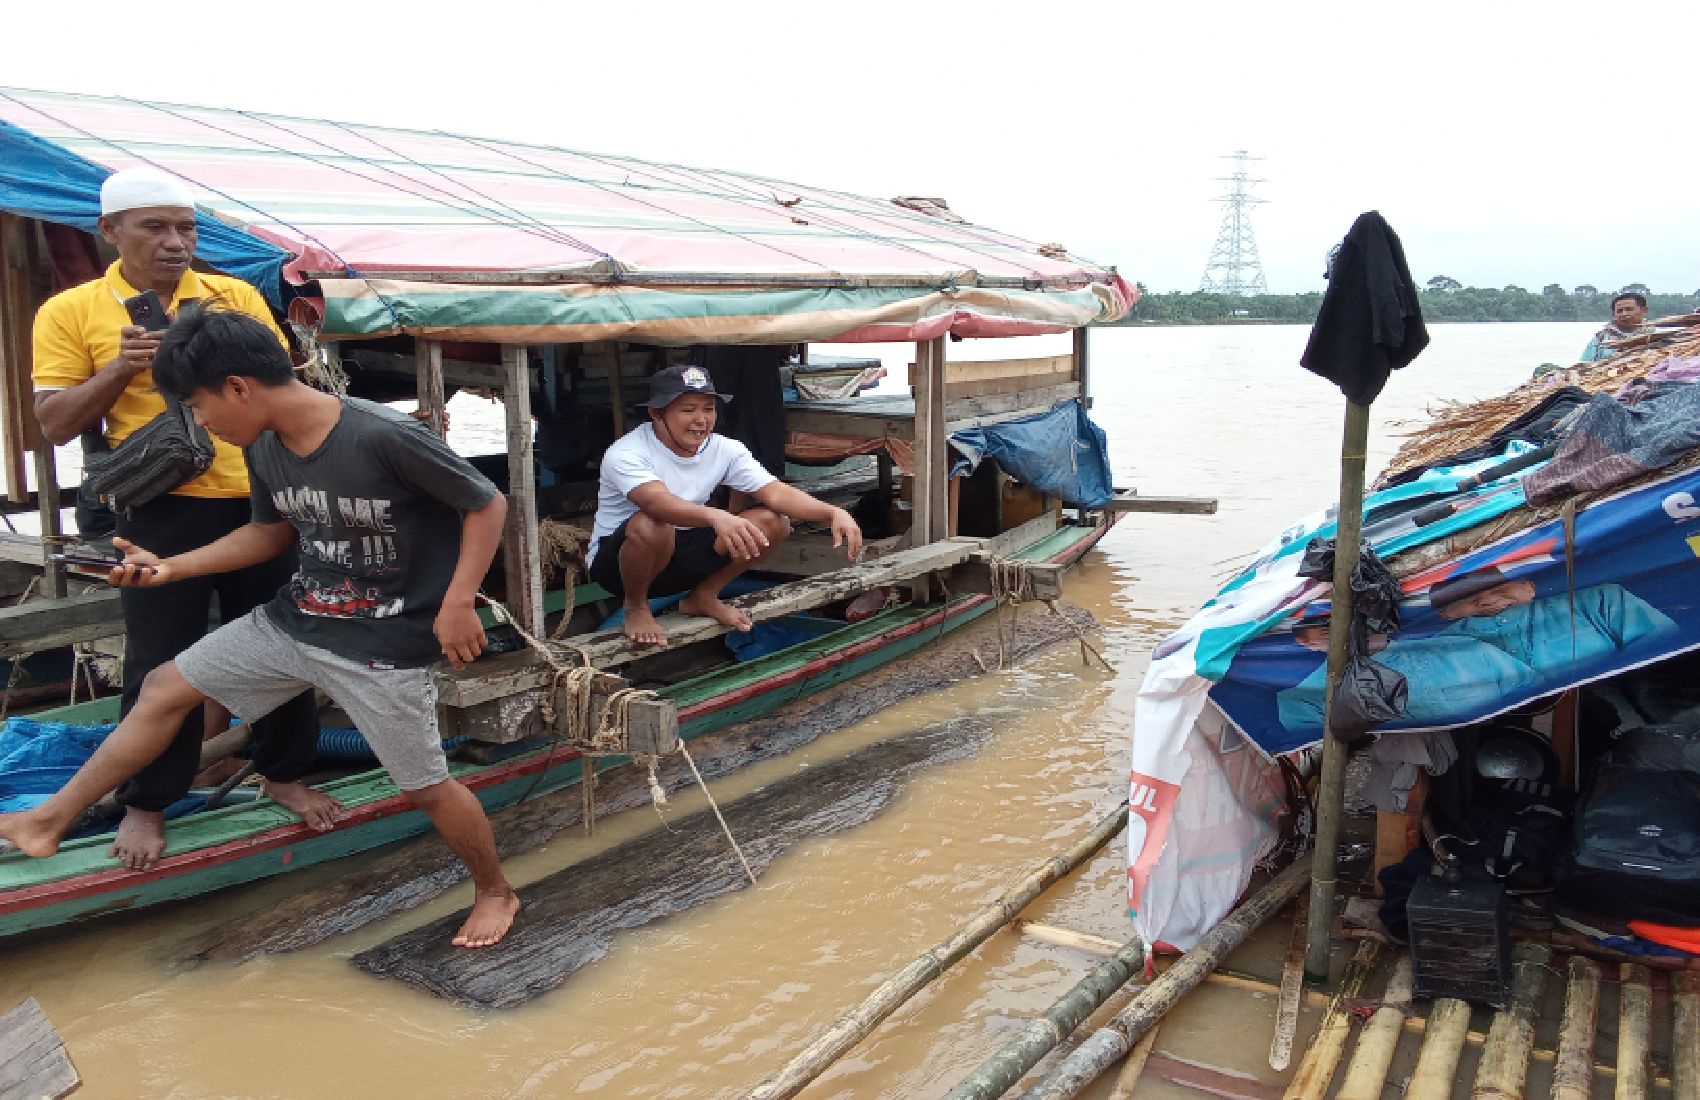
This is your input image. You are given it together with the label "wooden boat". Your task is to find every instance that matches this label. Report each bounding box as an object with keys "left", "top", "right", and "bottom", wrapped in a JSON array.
[{"left": 0, "top": 89, "right": 1205, "bottom": 940}]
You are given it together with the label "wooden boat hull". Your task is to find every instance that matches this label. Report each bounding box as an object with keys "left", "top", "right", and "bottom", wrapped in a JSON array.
[{"left": 0, "top": 522, "right": 1110, "bottom": 940}]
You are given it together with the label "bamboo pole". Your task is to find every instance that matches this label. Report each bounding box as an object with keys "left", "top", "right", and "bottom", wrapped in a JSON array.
[
  {"left": 1406, "top": 998, "right": 1473, "bottom": 1100},
  {"left": 1013, "top": 858, "right": 1311, "bottom": 1100},
  {"left": 746, "top": 802, "right": 1128, "bottom": 1100},
  {"left": 1336, "top": 956, "right": 1412, "bottom": 1100},
  {"left": 1470, "top": 943, "right": 1553, "bottom": 1100},
  {"left": 413, "top": 337, "right": 446, "bottom": 437},
  {"left": 942, "top": 935, "right": 1147, "bottom": 1100},
  {"left": 1269, "top": 894, "right": 1310, "bottom": 1071},
  {"left": 1106, "top": 1024, "right": 1160, "bottom": 1100},
  {"left": 1551, "top": 956, "right": 1601, "bottom": 1100},
  {"left": 1305, "top": 400, "right": 1371, "bottom": 983},
  {"left": 1672, "top": 973, "right": 1699, "bottom": 1100},
  {"left": 1282, "top": 939, "right": 1383, "bottom": 1100},
  {"left": 1614, "top": 963, "right": 1651, "bottom": 1100}
]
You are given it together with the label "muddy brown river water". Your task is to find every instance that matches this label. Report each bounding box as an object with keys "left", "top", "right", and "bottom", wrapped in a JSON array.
[{"left": 0, "top": 323, "right": 1594, "bottom": 1098}]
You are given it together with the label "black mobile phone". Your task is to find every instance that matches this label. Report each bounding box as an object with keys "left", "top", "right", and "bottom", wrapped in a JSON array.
[
  {"left": 50, "top": 550, "right": 124, "bottom": 570},
  {"left": 124, "top": 289, "right": 170, "bottom": 332},
  {"left": 49, "top": 551, "right": 158, "bottom": 575}
]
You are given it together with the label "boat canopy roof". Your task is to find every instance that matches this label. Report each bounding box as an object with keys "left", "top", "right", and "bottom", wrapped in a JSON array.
[{"left": 0, "top": 87, "right": 1134, "bottom": 343}]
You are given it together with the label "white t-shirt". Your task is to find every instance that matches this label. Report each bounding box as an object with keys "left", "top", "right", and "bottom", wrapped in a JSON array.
[{"left": 587, "top": 424, "right": 778, "bottom": 565}]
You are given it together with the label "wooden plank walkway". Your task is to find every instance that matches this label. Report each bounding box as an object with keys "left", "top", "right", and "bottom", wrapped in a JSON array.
[{"left": 0, "top": 997, "right": 79, "bottom": 1100}]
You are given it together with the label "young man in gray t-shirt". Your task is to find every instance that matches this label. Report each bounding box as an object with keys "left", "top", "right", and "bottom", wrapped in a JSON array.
[{"left": 0, "top": 309, "right": 519, "bottom": 948}]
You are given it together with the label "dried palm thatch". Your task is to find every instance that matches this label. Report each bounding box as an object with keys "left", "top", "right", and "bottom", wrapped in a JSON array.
[{"left": 1380, "top": 330, "right": 1700, "bottom": 485}]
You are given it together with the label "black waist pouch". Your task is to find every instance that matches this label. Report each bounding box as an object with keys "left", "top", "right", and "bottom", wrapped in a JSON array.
[{"left": 83, "top": 397, "right": 215, "bottom": 514}]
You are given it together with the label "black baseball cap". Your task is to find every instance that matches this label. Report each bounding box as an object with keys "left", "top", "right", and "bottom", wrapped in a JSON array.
[{"left": 644, "top": 364, "right": 730, "bottom": 408}]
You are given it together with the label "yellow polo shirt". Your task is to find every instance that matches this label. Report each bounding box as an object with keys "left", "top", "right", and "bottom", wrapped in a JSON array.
[{"left": 31, "top": 260, "right": 286, "bottom": 499}]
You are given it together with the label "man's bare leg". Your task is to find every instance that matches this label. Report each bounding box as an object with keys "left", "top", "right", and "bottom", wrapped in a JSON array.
[
  {"left": 616, "top": 514, "right": 676, "bottom": 647},
  {"left": 406, "top": 778, "right": 520, "bottom": 947},
  {"left": 261, "top": 780, "right": 343, "bottom": 832},
  {"left": 679, "top": 507, "right": 791, "bottom": 632},
  {"left": 0, "top": 663, "right": 203, "bottom": 861}
]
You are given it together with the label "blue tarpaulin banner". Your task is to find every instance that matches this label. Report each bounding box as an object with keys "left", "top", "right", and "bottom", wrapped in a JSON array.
[
  {"left": 950, "top": 399, "right": 1113, "bottom": 508},
  {"left": 1211, "top": 465, "right": 1700, "bottom": 755},
  {"left": 0, "top": 119, "right": 292, "bottom": 305}
]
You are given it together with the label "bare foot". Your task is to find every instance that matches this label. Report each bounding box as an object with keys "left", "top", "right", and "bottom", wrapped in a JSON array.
[
  {"left": 0, "top": 809, "right": 66, "bottom": 858},
  {"left": 452, "top": 889, "right": 521, "bottom": 948},
  {"left": 679, "top": 592, "right": 753, "bottom": 632},
  {"left": 622, "top": 605, "right": 669, "bottom": 647},
  {"left": 262, "top": 780, "right": 343, "bottom": 832},
  {"left": 110, "top": 808, "right": 167, "bottom": 871}
]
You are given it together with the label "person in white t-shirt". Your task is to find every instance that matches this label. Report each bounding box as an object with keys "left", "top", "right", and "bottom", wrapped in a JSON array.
[{"left": 587, "top": 364, "right": 863, "bottom": 646}]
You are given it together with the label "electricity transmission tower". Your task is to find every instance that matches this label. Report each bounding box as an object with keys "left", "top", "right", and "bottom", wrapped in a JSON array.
[{"left": 1198, "top": 151, "right": 1268, "bottom": 296}]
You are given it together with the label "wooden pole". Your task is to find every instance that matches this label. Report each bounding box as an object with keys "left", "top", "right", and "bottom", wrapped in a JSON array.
[
  {"left": 942, "top": 933, "right": 1147, "bottom": 1100},
  {"left": 1106, "top": 1024, "right": 1160, "bottom": 1100},
  {"left": 413, "top": 337, "right": 447, "bottom": 437},
  {"left": 1304, "top": 399, "right": 1371, "bottom": 983},
  {"left": 1551, "top": 956, "right": 1601, "bottom": 1100},
  {"left": 501, "top": 346, "right": 544, "bottom": 636},
  {"left": 1281, "top": 939, "right": 1383, "bottom": 1100},
  {"left": 1269, "top": 894, "right": 1309, "bottom": 1071},
  {"left": 1405, "top": 998, "right": 1473, "bottom": 1100},
  {"left": 606, "top": 346, "right": 627, "bottom": 438},
  {"left": 1336, "top": 957, "right": 1412, "bottom": 1100},
  {"left": 1470, "top": 943, "right": 1553, "bottom": 1100},
  {"left": 1014, "top": 859, "right": 1311, "bottom": 1100},
  {"left": 747, "top": 802, "right": 1128, "bottom": 1100},
  {"left": 1614, "top": 963, "right": 1651, "bottom": 1100},
  {"left": 1672, "top": 973, "right": 1699, "bottom": 1100}
]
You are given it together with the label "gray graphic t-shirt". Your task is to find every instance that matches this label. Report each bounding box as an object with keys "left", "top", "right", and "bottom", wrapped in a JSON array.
[{"left": 247, "top": 397, "right": 497, "bottom": 667}]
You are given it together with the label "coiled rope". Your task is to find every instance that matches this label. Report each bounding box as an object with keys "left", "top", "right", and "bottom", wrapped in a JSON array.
[{"left": 476, "top": 594, "right": 756, "bottom": 884}]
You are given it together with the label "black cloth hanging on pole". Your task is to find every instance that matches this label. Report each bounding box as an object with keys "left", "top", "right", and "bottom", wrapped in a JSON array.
[
  {"left": 693, "top": 344, "right": 788, "bottom": 475},
  {"left": 1301, "top": 211, "right": 1429, "bottom": 405}
]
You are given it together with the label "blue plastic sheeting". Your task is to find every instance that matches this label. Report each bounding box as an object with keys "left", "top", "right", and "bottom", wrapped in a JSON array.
[
  {"left": 950, "top": 400, "right": 1113, "bottom": 508},
  {"left": 0, "top": 717, "right": 113, "bottom": 813},
  {"left": 724, "top": 613, "right": 843, "bottom": 662},
  {"left": 0, "top": 119, "right": 293, "bottom": 305}
]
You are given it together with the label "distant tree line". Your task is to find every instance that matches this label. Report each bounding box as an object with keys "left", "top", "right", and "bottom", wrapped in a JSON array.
[{"left": 1114, "top": 281, "right": 1700, "bottom": 326}]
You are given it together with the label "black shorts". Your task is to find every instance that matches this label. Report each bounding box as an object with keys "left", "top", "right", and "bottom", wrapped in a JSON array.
[{"left": 587, "top": 517, "right": 730, "bottom": 600}]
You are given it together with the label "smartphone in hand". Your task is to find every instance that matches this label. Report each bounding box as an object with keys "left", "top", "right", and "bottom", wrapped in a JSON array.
[
  {"left": 49, "top": 551, "right": 156, "bottom": 575},
  {"left": 123, "top": 290, "right": 170, "bottom": 332}
]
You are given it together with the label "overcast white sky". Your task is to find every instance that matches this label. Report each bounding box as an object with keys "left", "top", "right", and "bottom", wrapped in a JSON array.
[{"left": 7, "top": 0, "right": 1695, "bottom": 295}]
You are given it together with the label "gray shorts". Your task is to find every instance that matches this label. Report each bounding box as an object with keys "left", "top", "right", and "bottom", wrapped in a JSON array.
[{"left": 175, "top": 608, "right": 450, "bottom": 791}]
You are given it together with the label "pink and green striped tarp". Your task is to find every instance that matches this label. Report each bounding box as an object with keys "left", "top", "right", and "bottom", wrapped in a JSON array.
[{"left": 0, "top": 87, "right": 1133, "bottom": 343}]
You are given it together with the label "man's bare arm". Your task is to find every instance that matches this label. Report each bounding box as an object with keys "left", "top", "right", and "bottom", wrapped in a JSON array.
[
  {"left": 755, "top": 481, "right": 862, "bottom": 558},
  {"left": 628, "top": 481, "right": 772, "bottom": 560},
  {"left": 35, "top": 327, "right": 162, "bottom": 445},
  {"left": 111, "top": 520, "right": 296, "bottom": 587},
  {"left": 436, "top": 494, "right": 509, "bottom": 669}
]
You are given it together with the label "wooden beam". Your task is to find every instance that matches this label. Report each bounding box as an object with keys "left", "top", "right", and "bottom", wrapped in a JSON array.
[
  {"left": 1105, "top": 490, "right": 1218, "bottom": 515},
  {"left": 1073, "top": 326, "right": 1090, "bottom": 401},
  {"left": 582, "top": 536, "right": 980, "bottom": 668},
  {"left": 754, "top": 531, "right": 906, "bottom": 578},
  {"left": 436, "top": 655, "right": 677, "bottom": 754},
  {"left": 943, "top": 380, "right": 1081, "bottom": 429},
  {"left": 0, "top": 588, "right": 122, "bottom": 658},
  {"left": 955, "top": 555, "right": 1064, "bottom": 601},
  {"left": 0, "top": 214, "right": 38, "bottom": 505},
  {"left": 911, "top": 338, "right": 945, "bottom": 546},
  {"left": 606, "top": 347, "right": 627, "bottom": 438},
  {"left": 0, "top": 996, "right": 80, "bottom": 1100},
  {"left": 501, "top": 346, "right": 545, "bottom": 637},
  {"left": 413, "top": 338, "right": 447, "bottom": 437},
  {"left": 940, "top": 354, "right": 1074, "bottom": 385}
]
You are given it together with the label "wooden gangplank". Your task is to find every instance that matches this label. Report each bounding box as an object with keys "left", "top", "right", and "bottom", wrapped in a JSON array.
[
  {"left": 0, "top": 998, "right": 80, "bottom": 1100},
  {"left": 1106, "top": 488, "right": 1218, "bottom": 515},
  {"left": 0, "top": 588, "right": 124, "bottom": 658}
]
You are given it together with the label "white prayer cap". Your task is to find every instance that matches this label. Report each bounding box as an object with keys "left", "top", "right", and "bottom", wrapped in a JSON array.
[{"left": 100, "top": 167, "right": 196, "bottom": 216}]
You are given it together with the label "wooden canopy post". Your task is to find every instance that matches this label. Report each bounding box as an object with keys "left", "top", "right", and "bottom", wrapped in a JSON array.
[
  {"left": 0, "top": 213, "right": 35, "bottom": 505},
  {"left": 413, "top": 337, "right": 447, "bottom": 437},
  {"left": 501, "top": 346, "right": 544, "bottom": 636},
  {"left": 911, "top": 337, "right": 948, "bottom": 547},
  {"left": 1304, "top": 399, "right": 1371, "bottom": 983}
]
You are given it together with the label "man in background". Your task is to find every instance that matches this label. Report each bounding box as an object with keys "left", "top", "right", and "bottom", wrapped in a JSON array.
[
  {"left": 1580, "top": 292, "right": 1655, "bottom": 362},
  {"left": 31, "top": 168, "right": 321, "bottom": 870}
]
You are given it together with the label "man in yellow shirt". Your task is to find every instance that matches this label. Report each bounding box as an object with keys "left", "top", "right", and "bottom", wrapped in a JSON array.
[{"left": 32, "top": 168, "right": 325, "bottom": 870}]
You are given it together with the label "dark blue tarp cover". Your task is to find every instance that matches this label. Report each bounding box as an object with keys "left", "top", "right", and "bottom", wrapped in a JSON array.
[
  {"left": 0, "top": 119, "right": 292, "bottom": 305},
  {"left": 951, "top": 399, "right": 1113, "bottom": 508}
]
